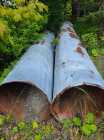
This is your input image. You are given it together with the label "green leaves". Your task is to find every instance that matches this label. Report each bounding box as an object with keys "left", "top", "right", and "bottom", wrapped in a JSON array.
[
  {"left": 61, "top": 119, "right": 73, "bottom": 129},
  {"left": 0, "top": 1, "right": 47, "bottom": 79},
  {"left": 72, "top": 117, "right": 81, "bottom": 127},
  {"left": 12, "top": 126, "right": 19, "bottom": 134},
  {"left": 34, "top": 133, "right": 42, "bottom": 140},
  {"left": 0, "top": 113, "right": 102, "bottom": 139},
  {"left": 48, "top": 0, "right": 64, "bottom": 34},
  {"left": 17, "top": 121, "right": 26, "bottom": 130},
  {"left": 81, "top": 124, "right": 97, "bottom": 136},
  {"left": 81, "top": 113, "right": 97, "bottom": 136},
  {"left": 32, "top": 120, "right": 39, "bottom": 129},
  {"left": 61, "top": 113, "right": 97, "bottom": 137},
  {"left": 0, "top": 115, "right": 6, "bottom": 126},
  {"left": 91, "top": 48, "right": 98, "bottom": 57},
  {"left": 85, "top": 113, "right": 95, "bottom": 124}
]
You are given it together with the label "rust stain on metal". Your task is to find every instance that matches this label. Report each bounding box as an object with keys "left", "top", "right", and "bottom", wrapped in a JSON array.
[
  {"left": 62, "top": 27, "right": 75, "bottom": 34},
  {"left": 75, "top": 47, "right": 85, "bottom": 57},
  {"left": 51, "top": 86, "right": 104, "bottom": 120},
  {"left": 61, "top": 29, "right": 67, "bottom": 32},
  {"left": 0, "top": 85, "right": 25, "bottom": 120},
  {"left": 67, "top": 27, "right": 75, "bottom": 33},
  {"left": 69, "top": 32, "right": 78, "bottom": 39},
  {"left": 0, "top": 83, "right": 51, "bottom": 121}
]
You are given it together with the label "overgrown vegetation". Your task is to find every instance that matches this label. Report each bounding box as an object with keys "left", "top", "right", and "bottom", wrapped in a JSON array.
[
  {"left": 0, "top": 0, "right": 48, "bottom": 78},
  {"left": 0, "top": 113, "right": 104, "bottom": 140},
  {"left": 48, "top": 0, "right": 67, "bottom": 34},
  {"left": 73, "top": 2, "right": 104, "bottom": 57}
]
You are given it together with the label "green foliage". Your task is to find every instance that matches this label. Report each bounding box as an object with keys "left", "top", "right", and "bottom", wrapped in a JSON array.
[
  {"left": 81, "top": 32, "right": 97, "bottom": 48},
  {"left": 61, "top": 113, "right": 97, "bottom": 137},
  {"left": 80, "top": 31, "right": 104, "bottom": 57},
  {"left": 65, "top": 0, "right": 72, "bottom": 20},
  {"left": 12, "top": 126, "right": 19, "bottom": 134},
  {"left": 81, "top": 32, "right": 99, "bottom": 56},
  {"left": 17, "top": 121, "right": 26, "bottom": 130},
  {"left": 77, "top": 10, "right": 104, "bottom": 27},
  {"left": 0, "top": 60, "right": 17, "bottom": 82},
  {"left": 0, "top": 115, "right": 6, "bottom": 126},
  {"left": 32, "top": 120, "right": 39, "bottom": 129},
  {"left": 81, "top": 113, "right": 97, "bottom": 136},
  {"left": 81, "top": 124, "right": 97, "bottom": 136},
  {"left": 79, "top": 0, "right": 99, "bottom": 16},
  {"left": 72, "top": 117, "right": 81, "bottom": 127},
  {"left": 51, "top": 37, "right": 59, "bottom": 46},
  {"left": 34, "top": 133, "right": 42, "bottom": 140},
  {"left": 1, "top": 113, "right": 104, "bottom": 139},
  {"left": 0, "top": 19, "right": 10, "bottom": 42},
  {"left": 0, "top": 1, "right": 48, "bottom": 76},
  {"left": 85, "top": 113, "right": 95, "bottom": 124},
  {"left": 61, "top": 119, "right": 73, "bottom": 129},
  {"left": 48, "top": 0, "right": 64, "bottom": 34},
  {"left": 74, "top": 9, "right": 104, "bottom": 60}
]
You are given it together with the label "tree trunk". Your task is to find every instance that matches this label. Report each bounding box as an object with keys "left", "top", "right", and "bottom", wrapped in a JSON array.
[{"left": 72, "top": 0, "right": 80, "bottom": 20}]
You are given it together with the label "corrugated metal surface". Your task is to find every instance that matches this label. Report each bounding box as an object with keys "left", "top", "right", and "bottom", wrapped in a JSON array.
[
  {"left": 53, "top": 22, "right": 104, "bottom": 98},
  {"left": 1, "top": 32, "right": 54, "bottom": 101}
]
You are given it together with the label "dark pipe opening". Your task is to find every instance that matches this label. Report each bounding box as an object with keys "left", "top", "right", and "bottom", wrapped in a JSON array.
[
  {"left": 0, "top": 82, "right": 51, "bottom": 121},
  {"left": 51, "top": 85, "right": 104, "bottom": 120}
]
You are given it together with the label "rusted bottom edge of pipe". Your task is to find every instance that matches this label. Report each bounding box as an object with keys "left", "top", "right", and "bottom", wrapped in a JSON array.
[
  {"left": 0, "top": 82, "right": 51, "bottom": 121},
  {"left": 51, "top": 85, "right": 104, "bottom": 121}
]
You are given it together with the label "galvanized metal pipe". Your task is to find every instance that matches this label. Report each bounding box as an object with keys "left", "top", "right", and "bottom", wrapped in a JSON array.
[
  {"left": 0, "top": 32, "right": 54, "bottom": 121},
  {"left": 52, "top": 22, "right": 104, "bottom": 120}
]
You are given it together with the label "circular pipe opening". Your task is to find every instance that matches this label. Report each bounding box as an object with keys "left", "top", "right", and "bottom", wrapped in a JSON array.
[
  {"left": 0, "top": 82, "right": 51, "bottom": 121},
  {"left": 51, "top": 85, "right": 104, "bottom": 120}
]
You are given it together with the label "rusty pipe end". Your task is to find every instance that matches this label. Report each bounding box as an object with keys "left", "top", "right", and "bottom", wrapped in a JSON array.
[
  {"left": 51, "top": 85, "right": 104, "bottom": 121},
  {"left": 0, "top": 82, "right": 51, "bottom": 122}
]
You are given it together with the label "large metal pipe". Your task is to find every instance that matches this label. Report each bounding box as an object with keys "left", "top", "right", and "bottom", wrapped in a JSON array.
[
  {"left": 52, "top": 22, "right": 104, "bottom": 120},
  {"left": 0, "top": 32, "right": 54, "bottom": 121}
]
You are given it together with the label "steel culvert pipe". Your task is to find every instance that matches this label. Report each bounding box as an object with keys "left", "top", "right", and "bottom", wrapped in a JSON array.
[
  {"left": 0, "top": 32, "right": 54, "bottom": 121},
  {"left": 52, "top": 22, "right": 104, "bottom": 120}
]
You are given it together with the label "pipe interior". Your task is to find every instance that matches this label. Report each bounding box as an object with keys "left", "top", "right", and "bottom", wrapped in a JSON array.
[
  {"left": 52, "top": 85, "right": 104, "bottom": 120},
  {"left": 0, "top": 82, "right": 51, "bottom": 121}
]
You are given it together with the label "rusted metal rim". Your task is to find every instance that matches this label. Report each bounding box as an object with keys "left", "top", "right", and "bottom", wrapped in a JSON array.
[
  {"left": 51, "top": 84, "right": 104, "bottom": 120},
  {"left": 0, "top": 81, "right": 51, "bottom": 121},
  {"left": 1, "top": 80, "right": 49, "bottom": 96}
]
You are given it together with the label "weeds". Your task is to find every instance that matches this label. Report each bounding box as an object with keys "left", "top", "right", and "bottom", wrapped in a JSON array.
[{"left": 0, "top": 112, "right": 104, "bottom": 140}]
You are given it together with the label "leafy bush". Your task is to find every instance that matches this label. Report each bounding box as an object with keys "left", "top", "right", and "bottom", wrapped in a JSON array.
[
  {"left": 81, "top": 32, "right": 104, "bottom": 56},
  {"left": 0, "top": 1, "right": 48, "bottom": 76},
  {"left": 48, "top": 0, "right": 64, "bottom": 34},
  {"left": 64, "top": 0, "right": 72, "bottom": 20}
]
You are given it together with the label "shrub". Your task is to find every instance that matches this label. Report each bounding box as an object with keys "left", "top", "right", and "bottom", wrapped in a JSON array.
[
  {"left": 48, "top": 0, "right": 64, "bottom": 34},
  {"left": 0, "top": 1, "right": 48, "bottom": 76}
]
